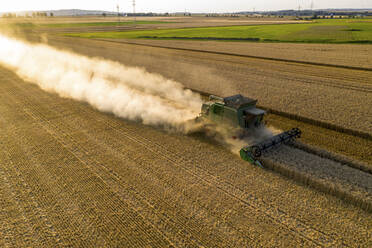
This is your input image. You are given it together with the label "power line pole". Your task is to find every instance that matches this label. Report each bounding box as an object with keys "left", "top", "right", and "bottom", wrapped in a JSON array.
[
  {"left": 132, "top": 0, "right": 136, "bottom": 25},
  {"left": 117, "top": 4, "right": 120, "bottom": 23}
]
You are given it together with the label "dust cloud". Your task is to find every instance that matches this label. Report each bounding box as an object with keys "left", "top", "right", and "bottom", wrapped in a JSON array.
[
  {"left": 0, "top": 34, "right": 278, "bottom": 153},
  {"left": 0, "top": 34, "right": 203, "bottom": 132}
]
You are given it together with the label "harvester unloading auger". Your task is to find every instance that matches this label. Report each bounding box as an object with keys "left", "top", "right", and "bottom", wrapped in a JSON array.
[{"left": 198, "top": 94, "right": 301, "bottom": 167}]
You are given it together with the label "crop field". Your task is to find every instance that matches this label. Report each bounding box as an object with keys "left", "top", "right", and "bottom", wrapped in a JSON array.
[
  {"left": 1, "top": 17, "right": 372, "bottom": 247},
  {"left": 66, "top": 19, "right": 372, "bottom": 43},
  {"left": 266, "top": 113, "right": 372, "bottom": 166},
  {"left": 41, "top": 35, "right": 372, "bottom": 134},
  {"left": 0, "top": 65, "right": 371, "bottom": 247},
  {"left": 105, "top": 38, "right": 372, "bottom": 70},
  {"left": 0, "top": 16, "right": 307, "bottom": 33}
]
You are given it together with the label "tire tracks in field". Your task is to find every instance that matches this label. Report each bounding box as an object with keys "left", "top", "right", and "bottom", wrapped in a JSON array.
[
  {"left": 0, "top": 96, "right": 112, "bottom": 247},
  {"left": 166, "top": 47, "right": 372, "bottom": 93},
  {"left": 68, "top": 106, "right": 346, "bottom": 247},
  {"left": 8, "top": 78, "right": 343, "bottom": 247},
  {"left": 2, "top": 89, "right": 173, "bottom": 247},
  {"left": 99, "top": 124, "right": 344, "bottom": 247},
  {"left": 268, "top": 115, "right": 372, "bottom": 173},
  {"left": 102, "top": 38, "right": 372, "bottom": 94},
  {"left": 21, "top": 108, "right": 174, "bottom": 248},
  {"left": 11, "top": 83, "right": 253, "bottom": 247},
  {"left": 5, "top": 68, "right": 370, "bottom": 246},
  {"left": 93, "top": 38, "right": 372, "bottom": 72},
  {"left": 290, "top": 142, "right": 372, "bottom": 175},
  {"left": 0, "top": 142, "right": 63, "bottom": 247},
  {"left": 10, "top": 70, "right": 358, "bottom": 245}
]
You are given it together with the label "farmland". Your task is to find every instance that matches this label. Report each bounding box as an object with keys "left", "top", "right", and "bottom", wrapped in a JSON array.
[
  {"left": 0, "top": 65, "right": 371, "bottom": 247},
  {"left": 0, "top": 16, "right": 372, "bottom": 247},
  {"left": 66, "top": 19, "right": 372, "bottom": 44},
  {"left": 42, "top": 35, "right": 372, "bottom": 134}
]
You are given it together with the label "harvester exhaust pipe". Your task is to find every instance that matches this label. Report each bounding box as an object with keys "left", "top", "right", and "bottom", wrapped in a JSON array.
[{"left": 240, "top": 128, "right": 302, "bottom": 167}]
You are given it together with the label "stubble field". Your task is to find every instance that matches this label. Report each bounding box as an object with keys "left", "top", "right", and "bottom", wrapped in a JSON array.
[
  {"left": 39, "top": 35, "right": 372, "bottom": 135},
  {"left": 0, "top": 17, "right": 371, "bottom": 247},
  {"left": 1, "top": 66, "right": 371, "bottom": 247}
]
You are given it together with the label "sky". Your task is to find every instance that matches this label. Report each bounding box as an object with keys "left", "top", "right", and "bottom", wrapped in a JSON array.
[{"left": 1, "top": 0, "right": 371, "bottom": 13}]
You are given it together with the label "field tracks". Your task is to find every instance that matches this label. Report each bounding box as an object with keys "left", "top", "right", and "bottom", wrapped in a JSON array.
[
  {"left": 74, "top": 107, "right": 341, "bottom": 247},
  {"left": 6, "top": 86, "right": 207, "bottom": 247},
  {"left": 11, "top": 81, "right": 345, "bottom": 247},
  {"left": 94, "top": 38, "right": 372, "bottom": 72},
  {"left": 17, "top": 106, "right": 175, "bottom": 247},
  {"left": 291, "top": 142, "right": 372, "bottom": 175},
  {"left": 7, "top": 88, "right": 283, "bottom": 247},
  {"left": 261, "top": 157, "right": 372, "bottom": 213},
  {"left": 0, "top": 141, "right": 63, "bottom": 247}
]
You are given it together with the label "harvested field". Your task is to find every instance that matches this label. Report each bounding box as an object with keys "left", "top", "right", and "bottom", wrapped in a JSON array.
[
  {"left": 0, "top": 65, "right": 371, "bottom": 247},
  {"left": 36, "top": 35, "right": 372, "bottom": 134},
  {"left": 266, "top": 113, "right": 372, "bottom": 166},
  {"left": 263, "top": 146, "right": 372, "bottom": 211},
  {"left": 1, "top": 20, "right": 372, "bottom": 247},
  {"left": 105, "top": 38, "right": 372, "bottom": 70}
]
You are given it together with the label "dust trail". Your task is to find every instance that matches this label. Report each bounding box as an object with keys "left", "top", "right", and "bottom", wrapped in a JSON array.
[
  {"left": 211, "top": 125, "right": 277, "bottom": 154},
  {"left": 0, "top": 34, "right": 203, "bottom": 132},
  {"left": 0, "top": 34, "right": 276, "bottom": 152}
]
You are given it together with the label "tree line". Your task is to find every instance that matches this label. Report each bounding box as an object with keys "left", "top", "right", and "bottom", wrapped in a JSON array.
[{"left": 2, "top": 12, "right": 54, "bottom": 18}]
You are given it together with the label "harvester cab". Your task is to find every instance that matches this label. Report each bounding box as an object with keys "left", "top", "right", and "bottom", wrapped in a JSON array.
[{"left": 199, "top": 94, "right": 301, "bottom": 167}]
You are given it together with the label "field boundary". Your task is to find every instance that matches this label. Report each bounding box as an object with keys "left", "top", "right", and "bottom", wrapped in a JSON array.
[
  {"left": 262, "top": 107, "right": 372, "bottom": 141},
  {"left": 291, "top": 142, "right": 372, "bottom": 175},
  {"left": 137, "top": 36, "right": 372, "bottom": 45},
  {"left": 93, "top": 38, "right": 372, "bottom": 72},
  {"left": 261, "top": 158, "right": 372, "bottom": 213}
]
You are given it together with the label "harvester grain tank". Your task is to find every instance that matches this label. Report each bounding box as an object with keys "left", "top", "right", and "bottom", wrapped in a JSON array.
[{"left": 199, "top": 94, "right": 301, "bottom": 167}]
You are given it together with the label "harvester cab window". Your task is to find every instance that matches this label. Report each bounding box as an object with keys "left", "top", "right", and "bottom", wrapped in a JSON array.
[
  {"left": 213, "top": 104, "right": 224, "bottom": 116},
  {"left": 244, "top": 113, "right": 255, "bottom": 128},
  {"left": 255, "top": 115, "right": 263, "bottom": 127}
]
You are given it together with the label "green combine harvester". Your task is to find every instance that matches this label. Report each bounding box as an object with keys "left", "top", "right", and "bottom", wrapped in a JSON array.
[{"left": 199, "top": 94, "right": 301, "bottom": 167}]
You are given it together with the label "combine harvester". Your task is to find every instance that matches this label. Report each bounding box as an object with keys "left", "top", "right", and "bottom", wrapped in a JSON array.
[{"left": 198, "top": 94, "right": 301, "bottom": 167}]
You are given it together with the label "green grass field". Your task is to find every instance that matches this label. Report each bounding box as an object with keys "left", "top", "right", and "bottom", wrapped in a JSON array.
[
  {"left": 65, "top": 19, "right": 372, "bottom": 44},
  {"left": 42, "top": 21, "right": 172, "bottom": 28}
]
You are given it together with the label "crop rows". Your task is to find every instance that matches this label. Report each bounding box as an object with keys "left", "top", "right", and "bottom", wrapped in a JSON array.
[
  {"left": 7, "top": 73, "right": 329, "bottom": 246},
  {"left": 5, "top": 68, "right": 370, "bottom": 246},
  {"left": 190, "top": 90, "right": 372, "bottom": 211},
  {"left": 262, "top": 147, "right": 372, "bottom": 212},
  {"left": 265, "top": 113, "right": 372, "bottom": 165},
  {"left": 0, "top": 83, "right": 173, "bottom": 246},
  {"left": 2, "top": 67, "right": 372, "bottom": 246},
  {"left": 50, "top": 36, "right": 372, "bottom": 134},
  {"left": 111, "top": 39, "right": 372, "bottom": 70}
]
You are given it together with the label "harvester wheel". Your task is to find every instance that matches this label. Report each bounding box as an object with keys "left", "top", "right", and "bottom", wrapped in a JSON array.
[{"left": 251, "top": 146, "right": 262, "bottom": 158}]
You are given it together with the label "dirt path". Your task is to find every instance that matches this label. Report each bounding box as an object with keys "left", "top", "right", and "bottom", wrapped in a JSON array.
[
  {"left": 38, "top": 35, "right": 372, "bottom": 135},
  {"left": 0, "top": 65, "right": 371, "bottom": 247}
]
